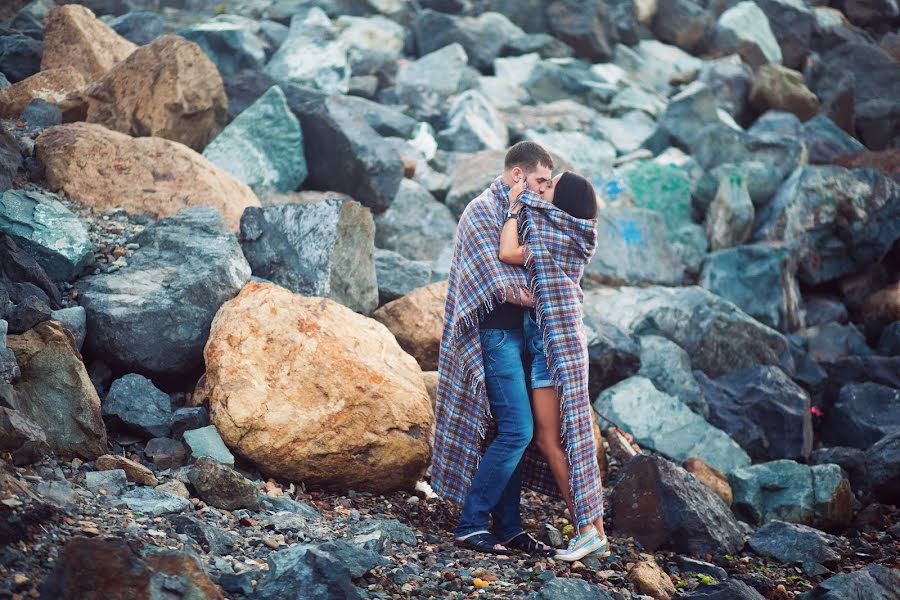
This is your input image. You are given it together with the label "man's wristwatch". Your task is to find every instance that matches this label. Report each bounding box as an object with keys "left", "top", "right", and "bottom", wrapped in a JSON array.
[{"left": 506, "top": 211, "right": 518, "bottom": 220}]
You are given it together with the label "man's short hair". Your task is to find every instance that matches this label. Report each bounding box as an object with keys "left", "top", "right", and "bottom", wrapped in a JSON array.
[{"left": 504, "top": 141, "right": 553, "bottom": 173}]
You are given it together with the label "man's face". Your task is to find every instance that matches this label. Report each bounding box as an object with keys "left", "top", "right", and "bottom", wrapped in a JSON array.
[{"left": 514, "top": 164, "right": 553, "bottom": 194}]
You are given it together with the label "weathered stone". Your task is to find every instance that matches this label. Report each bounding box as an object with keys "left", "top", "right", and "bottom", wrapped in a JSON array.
[
  {"left": 5, "top": 294, "right": 51, "bottom": 335},
  {"left": 95, "top": 454, "right": 157, "bottom": 486},
  {"left": 684, "top": 580, "right": 766, "bottom": 599},
  {"left": 0, "top": 67, "right": 86, "bottom": 119},
  {"left": 833, "top": 149, "right": 900, "bottom": 181},
  {"left": 729, "top": 460, "right": 853, "bottom": 529},
  {"left": 40, "top": 5, "right": 136, "bottom": 82},
  {"left": 336, "top": 14, "right": 404, "bottom": 78},
  {"left": 865, "top": 429, "right": 900, "bottom": 503},
  {"left": 145, "top": 438, "right": 187, "bottom": 470},
  {"left": 537, "top": 577, "right": 615, "bottom": 599},
  {"left": 373, "top": 282, "right": 446, "bottom": 372},
  {"left": 524, "top": 129, "right": 615, "bottom": 177},
  {"left": 239, "top": 200, "right": 377, "bottom": 315},
  {"left": 394, "top": 43, "right": 479, "bottom": 123},
  {"left": 204, "top": 282, "right": 432, "bottom": 493},
  {"left": 77, "top": 207, "right": 250, "bottom": 378},
  {"left": 712, "top": 1, "right": 782, "bottom": 68},
  {"left": 203, "top": 85, "right": 306, "bottom": 194},
  {"left": 610, "top": 454, "right": 744, "bottom": 555},
  {"left": 121, "top": 487, "right": 194, "bottom": 517},
  {"left": 797, "top": 564, "right": 900, "bottom": 600},
  {"left": 878, "top": 322, "right": 900, "bottom": 356},
  {"left": 683, "top": 458, "right": 732, "bottom": 507},
  {"left": 264, "top": 11, "right": 349, "bottom": 94},
  {"left": 697, "top": 366, "right": 812, "bottom": 461},
  {"left": 171, "top": 514, "right": 237, "bottom": 555},
  {"left": 6, "top": 321, "right": 106, "bottom": 459},
  {"left": 628, "top": 560, "right": 677, "bottom": 600},
  {"left": 182, "top": 425, "right": 234, "bottom": 467},
  {"left": 698, "top": 54, "right": 755, "bottom": 125},
  {"left": 673, "top": 556, "right": 728, "bottom": 581},
  {"left": 84, "top": 468, "right": 128, "bottom": 496},
  {"left": 413, "top": 10, "right": 524, "bottom": 72},
  {"left": 374, "top": 249, "right": 432, "bottom": 307},
  {"left": 0, "top": 31, "right": 42, "bottom": 84},
  {"left": 108, "top": 11, "right": 165, "bottom": 46},
  {"left": 374, "top": 180, "right": 456, "bottom": 263},
  {"left": 188, "top": 456, "right": 260, "bottom": 511},
  {"left": 50, "top": 306, "right": 86, "bottom": 352},
  {"left": 799, "top": 322, "right": 872, "bottom": 363},
  {"left": 0, "top": 232, "right": 63, "bottom": 308},
  {"left": 444, "top": 149, "right": 505, "bottom": 219},
  {"left": 809, "top": 447, "right": 868, "bottom": 495},
  {"left": 700, "top": 242, "right": 802, "bottom": 333},
  {"left": 651, "top": 0, "right": 714, "bottom": 54},
  {"left": 102, "top": 374, "right": 172, "bottom": 439},
  {"left": 614, "top": 39, "right": 704, "bottom": 96},
  {"left": 820, "top": 356, "right": 900, "bottom": 405},
  {"left": 170, "top": 407, "right": 209, "bottom": 440},
  {"left": 0, "top": 406, "right": 49, "bottom": 465},
  {"left": 750, "top": 64, "right": 819, "bottom": 122},
  {"left": 650, "top": 82, "right": 727, "bottom": 151},
  {"left": 179, "top": 19, "right": 266, "bottom": 76},
  {"left": 35, "top": 122, "right": 260, "bottom": 231},
  {"left": 438, "top": 90, "right": 508, "bottom": 152},
  {"left": 78, "top": 34, "right": 226, "bottom": 151},
  {"left": 545, "top": 0, "right": 618, "bottom": 63},
  {"left": 705, "top": 168, "right": 754, "bottom": 251},
  {"left": 748, "top": 520, "right": 844, "bottom": 576},
  {"left": 801, "top": 114, "right": 865, "bottom": 165},
  {"left": 638, "top": 335, "right": 707, "bottom": 417}
]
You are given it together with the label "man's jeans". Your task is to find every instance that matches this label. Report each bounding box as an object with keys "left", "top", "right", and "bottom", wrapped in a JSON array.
[{"left": 455, "top": 328, "right": 533, "bottom": 541}]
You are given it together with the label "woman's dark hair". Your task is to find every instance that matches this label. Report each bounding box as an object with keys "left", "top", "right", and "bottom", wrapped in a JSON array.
[{"left": 552, "top": 172, "right": 598, "bottom": 219}]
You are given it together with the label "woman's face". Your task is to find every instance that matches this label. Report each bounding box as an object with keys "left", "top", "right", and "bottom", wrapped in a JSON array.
[{"left": 542, "top": 174, "right": 563, "bottom": 203}]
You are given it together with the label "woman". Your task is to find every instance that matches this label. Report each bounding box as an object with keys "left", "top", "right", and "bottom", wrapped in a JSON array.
[{"left": 498, "top": 171, "right": 609, "bottom": 561}]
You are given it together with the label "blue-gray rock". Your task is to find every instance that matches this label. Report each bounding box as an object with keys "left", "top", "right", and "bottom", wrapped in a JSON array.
[
  {"left": 700, "top": 242, "right": 802, "bottom": 332},
  {"left": 5, "top": 294, "right": 51, "bottom": 334},
  {"left": 698, "top": 54, "right": 755, "bottom": 125},
  {"left": 685, "top": 579, "right": 766, "bottom": 599},
  {"left": 239, "top": 199, "right": 377, "bottom": 314},
  {"left": 609, "top": 454, "right": 745, "bottom": 555},
  {"left": 729, "top": 460, "right": 853, "bottom": 528},
  {"left": 339, "top": 96, "right": 419, "bottom": 139},
  {"left": 750, "top": 0, "right": 814, "bottom": 70},
  {"left": 651, "top": 0, "right": 715, "bottom": 54},
  {"left": 121, "top": 487, "right": 193, "bottom": 517},
  {"left": 374, "top": 180, "right": 456, "bottom": 263},
  {"left": 107, "top": 11, "right": 164, "bottom": 45},
  {"left": 222, "top": 68, "right": 277, "bottom": 122},
  {"left": 797, "top": 564, "right": 900, "bottom": 600},
  {"left": 182, "top": 425, "right": 234, "bottom": 467},
  {"left": 809, "top": 446, "right": 868, "bottom": 495},
  {"left": 705, "top": 168, "right": 754, "bottom": 251},
  {"left": 20, "top": 99, "right": 62, "bottom": 132},
  {"left": 583, "top": 318, "right": 641, "bottom": 399},
  {"left": 697, "top": 366, "right": 812, "bottom": 461},
  {"left": 638, "top": 335, "right": 708, "bottom": 417},
  {"left": 203, "top": 85, "right": 306, "bottom": 194},
  {"left": 413, "top": 9, "right": 524, "bottom": 72},
  {"left": 525, "top": 129, "right": 616, "bottom": 178},
  {"left": 144, "top": 437, "right": 187, "bottom": 470},
  {"left": 50, "top": 306, "right": 85, "bottom": 351},
  {"left": 754, "top": 166, "right": 900, "bottom": 285},
  {"left": 673, "top": 556, "right": 728, "bottom": 581},
  {"left": 819, "top": 357, "right": 900, "bottom": 404},
  {"left": 748, "top": 520, "right": 843, "bottom": 576},
  {"left": 500, "top": 33, "right": 574, "bottom": 59},
  {"left": 0, "top": 340, "right": 19, "bottom": 384},
  {"left": 545, "top": 0, "right": 619, "bottom": 63},
  {"left": 394, "top": 43, "right": 480, "bottom": 123},
  {"left": 584, "top": 285, "right": 794, "bottom": 377},
  {"left": 712, "top": 1, "right": 782, "bottom": 68},
  {"left": 800, "top": 322, "right": 873, "bottom": 363},
  {"left": 263, "top": 511, "right": 310, "bottom": 533},
  {"left": 438, "top": 90, "right": 508, "bottom": 152},
  {"left": 264, "top": 10, "right": 349, "bottom": 94},
  {"left": 536, "top": 576, "right": 615, "bottom": 600},
  {"left": 0, "top": 405, "right": 48, "bottom": 465},
  {"left": 0, "top": 189, "right": 93, "bottom": 281},
  {"left": 0, "top": 33, "right": 42, "bottom": 83},
  {"left": 585, "top": 208, "right": 685, "bottom": 287},
  {"left": 864, "top": 429, "right": 900, "bottom": 503},
  {"left": 801, "top": 114, "right": 866, "bottom": 164},
  {"left": 102, "top": 373, "right": 172, "bottom": 439},
  {"left": 748, "top": 109, "right": 802, "bottom": 138},
  {"left": 171, "top": 407, "right": 209, "bottom": 440},
  {"left": 374, "top": 249, "right": 432, "bottom": 307},
  {"left": 821, "top": 382, "right": 900, "bottom": 450},
  {"left": 352, "top": 518, "right": 416, "bottom": 546},
  {"left": 649, "top": 81, "right": 727, "bottom": 152},
  {"left": 595, "top": 376, "right": 751, "bottom": 473},
  {"left": 180, "top": 19, "right": 267, "bottom": 76},
  {"left": 335, "top": 15, "right": 405, "bottom": 79},
  {"left": 85, "top": 468, "right": 128, "bottom": 496},
  {"left": 77, "top": 207, "right": 251, "bottom": 378},
  {"left": 171, "top": 514, "right": 238, "bottom": 556},
  {"left": 878, "top": 321, "right": 900, "bottom": 356},
  {"left": 804, "top": 296, "right": 848, "bottom": 328},
  {"left": 691, "top": 124, "right": 805, "bottom": 186},
  {"left": 188, "top": 456, "right": 260, "bottom": 511}
]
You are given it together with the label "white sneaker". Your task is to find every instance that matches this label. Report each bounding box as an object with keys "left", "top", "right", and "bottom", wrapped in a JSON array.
[{"left": 555, "top": 529, "right": 608, "bottom": 562}]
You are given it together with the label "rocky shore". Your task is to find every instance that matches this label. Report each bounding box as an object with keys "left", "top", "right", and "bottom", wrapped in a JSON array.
[{"left": 1, "top": 0, "right": 899, "bottom": 598}]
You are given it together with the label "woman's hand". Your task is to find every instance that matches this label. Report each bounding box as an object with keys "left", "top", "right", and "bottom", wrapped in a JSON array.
[{"left": 509, "top": 200, "right": 523, "bottom": 215}]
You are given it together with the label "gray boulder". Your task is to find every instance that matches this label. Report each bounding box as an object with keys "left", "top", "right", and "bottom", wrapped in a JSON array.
[
  {"left": 0, "top": 189, "right": 93, "bottom": 281},
  {"left": 121, "top": 487, "right": 193, "bottom": 517},
  {"left": 536, "top": 577, "right": 615, "bottom": 600},
  {"left": 438, "top": 90, "right": 508, "bottom": 152},
  {"left": 182, "top": 425, "right": 235, "bottom": 467},
  {"left": 50, "top": 306, "right": 86, "bottom": 351},
  {"left": 797, "top": 565, "right": 900, "bottom": 600},
  {"left": 239, "top": 200, "right": 377, "bottom": 314},
  {"left": 444, "top": 149, "right": 505, "bottom": 219},
  {"left": 751, "top": 0, "right": 814, "bottom": 69},
  {"left": 699, "top": 242, "right": 802, "bottom": 332},
  {"left": 801, "top": 114, "right": 866, "bottom": 165},
  {"left": 394, "top": 43, "right": 480, "bottom": 123},
  {"left": 684, "top": 580, "right": 766, "bottom": 599},
  {"left": 102, "top": 373, "right": 172, "bottom": 439},
  {"left": 800, "top": 322, "right": 873, "bottom": 363},
  {"left": 698, "top": 54, "right": 755, "bottom": 125},
  {"left": 638, "top": 335, "right": 707, "bottom": 417},
  {"left": 108, "top": 11, "right": 165, "bottom": 46},
  {"left": 188, "top": 456, "right": 260, "bottom": 511},
  {"left": 649, "top": 82, "right": 728, "bottom": 152},
  {"left": 705, "top": 168, "right": 754, "bottom": 251},
  {"left": 171, "top": 514, "right": 238, "bottom": 556},
  {"left": 865, "top": 429, "right": 900, "bottom": 503},
  {"left": 373, "top": 249, "right": 432, "bottom": 307},
  {"left": 335, "top": 15, "right": 404, "bottom": 79},
  {"left": 697, "top": 366, "right": 812, "bottom": 461},
  {"left": 85, "top": 469, "right": 128, "bottom": 496},
  {"left": 809, "top": 446, "right": 868, "bottom": 495},
  {"left": 374, "top": 180, "right": 456, "bottom": 263},
  {"left": 179, "top": 18, "right": 267, "bottom": 76},
  {"left": 77, "top": 207, "right": 251, "bottom": 378},
  {"left": 264, "top": 10, "right": 349, "bottom": 94},
  {"left": 595, "top": 376, "right": 751, "bottom": 473},
  {"left": 583, "top": 319, "right": 641, "bottom": 399},
  {"left": 524, "top": 129, "right": 616, "bottom": 179},
  {"left": 412, "top": 10, "right": 524, "bottom": 72},
  {"left": 729, "top": 460, "right": 854, "bottom": 529},
  {"left": 0, "top": 405, "right": 49, "bottom": 465},
  {"left": 711, "top": 1, "right": 782, "bottom": 68},
  {"left": 545, "top": 0, "right": 618, "bottom": 63},
  {"left": 651, "top": 0, "right": 715, "bottom": 54},
  {"left": 691, "top": 124, "right": 804, "bottom": 186},
  {"left": 203, "top": 85, "right": 306, "bottom": 194},
  {"left": 878, "top": 321, "right": 900, "bottom": 356},
  {"left": 748, "top": 520, "right": 844, "bottom": 577}
]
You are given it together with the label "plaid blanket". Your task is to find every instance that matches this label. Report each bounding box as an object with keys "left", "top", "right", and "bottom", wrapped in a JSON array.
[{"left": 432, "top": 177, "right": 604, "bottom": 529}]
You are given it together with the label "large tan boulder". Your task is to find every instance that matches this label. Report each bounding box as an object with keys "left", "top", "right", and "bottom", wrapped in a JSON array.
[
  {"left": 0, "top": 67, "right": 86, "bottom": 118},
  {"left": 750, "top": 63, "right": 820, "bottom": 122},
  {"left": 204, "top": 282, "right": 433, "bottom": 493},
  {"left": 41, "top": 5, "right": 137, "bottom": 82},
  {"left": 6, "top": 321, "right": 106, "bottom": 460},
  {"left": 77, "top": 34, "right": 226, "bottom": 151},
  {"left": 372, "top": 281, "right": 447, "bottom": 372},
  {"left": 35, "top": 122, "right": 260, "bottom": 231}
]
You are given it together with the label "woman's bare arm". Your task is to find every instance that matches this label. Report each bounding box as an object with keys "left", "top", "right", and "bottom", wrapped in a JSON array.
[{"left": 498, "top": 209, "right": 526, "bottom": 265}]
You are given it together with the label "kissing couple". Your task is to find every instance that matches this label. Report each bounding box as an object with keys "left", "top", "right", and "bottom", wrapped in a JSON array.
[{"left": 432, "top": 141, "right": 608, "bottom": 561}]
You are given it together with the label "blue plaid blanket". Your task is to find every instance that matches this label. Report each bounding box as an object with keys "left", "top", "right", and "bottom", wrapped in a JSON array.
[{"left": 432, "top": 177, "right": 604, "bottom": 529}]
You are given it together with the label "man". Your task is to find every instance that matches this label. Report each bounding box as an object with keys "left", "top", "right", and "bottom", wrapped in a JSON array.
[{"left": 431, "top": 141, "right": 555, "bottom": 554}]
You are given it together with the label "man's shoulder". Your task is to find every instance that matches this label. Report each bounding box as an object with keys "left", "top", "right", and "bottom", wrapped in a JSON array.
[{"left": 460, "top": 186, "right": 496, "bottom": 220}]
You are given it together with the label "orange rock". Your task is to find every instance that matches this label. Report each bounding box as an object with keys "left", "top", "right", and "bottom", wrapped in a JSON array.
[
  {"left": 372, "top": 281, "right": 447, "bottom": 371},
  {"left": 628, "top": 560, "right": 677, "bottom": 600},
  {"left": 35, "top": 122, "right": 260, "bottom": 231},
  {"left": 95, "top": 454, "right": 158, "bottom": 486},
  {"left": 421, "top": 371, "right": 439, "bottom": 409},
  {"left": 80, "top": 34, "right": 226, "bottom": 151},
  {"left": 204, "top": 282, "right": 433, "bottom": 493},
  {"left": 683, "top": 457, "right": 733, "bottom": 507},
  {"left": 0, "top": 68, "right": 86, "bottom": 118},
  {"left": 41, "top": 5, "right": 136, "bottom": 82}
]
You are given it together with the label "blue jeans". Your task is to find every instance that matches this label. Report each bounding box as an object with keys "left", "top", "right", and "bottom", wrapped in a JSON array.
[{"left": 455, "top": 328, "right": 534, "bottom": 541}]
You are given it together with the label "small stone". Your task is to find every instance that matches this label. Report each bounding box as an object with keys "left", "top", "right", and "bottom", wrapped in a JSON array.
[
  {"left": 95, "top": 454, "right": 158, "bottom": 486},
  {"left": 182, "top": 425, "right": 234, "bottom": 466},
  {"left": 85, "top": 469, "right": 128, "bottom": 496},
  {"left": 145, "top": 437, "right": 188, "bottom": 470},
  {"left": 155, "top": 480, "right": 190, "bottom": 499}
]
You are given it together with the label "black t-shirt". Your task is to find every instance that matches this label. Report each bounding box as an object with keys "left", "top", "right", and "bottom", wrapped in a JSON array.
[{"left": 479, "top": 302, "right": 524, "bottom": 330}]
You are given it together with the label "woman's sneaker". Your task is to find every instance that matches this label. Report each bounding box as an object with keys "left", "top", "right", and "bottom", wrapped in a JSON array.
[
  {"left": 555, "top": 529, "right": 607, "bottom": 562},
  {"left": 587, "top": 534, "right": 611, "bottom": 559}
]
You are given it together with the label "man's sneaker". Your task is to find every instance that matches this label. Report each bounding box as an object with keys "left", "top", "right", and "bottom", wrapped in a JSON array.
[{"left": 555, "top": 529, "right": 607, "bottom": 562}]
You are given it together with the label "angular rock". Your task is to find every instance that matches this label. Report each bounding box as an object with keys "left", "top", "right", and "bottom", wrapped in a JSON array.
[
  {"left": 0, "top": 31, "right": 42, "bottom": 84},
  {"left": 802, "top": 114, "right": 866, "bottom": 165},
  {"left": 865, "top": 429, "right": 900, "bottom": 503},
  {"left": 629, "top": 560, "right": 677, "bottom": 600},
  {"left": 691, "top": 125, "right": 805, "bottom": 188},
  {"left": 40, "top": 5, "right": 136, "bottom": 82},
  {"left": 438, "top": 90, "right": 508, "bottom": 152},
  {"left": 179, "top": 19, "right": 266, "bottom": 76},
  {"left": 748, "top": 520, "right": 843, "bottom": 576},
  {"left": 651, "top": 0, "right": 714, "bottom": 54},
  {"left": 729, "top": 460, "right": 854, "bottom": 529},
  {"left": 610, "top": 454, "right": 745, "bottom": 555},
  {"left": 697, "top": 366, "right": 812, "bottom": 462},
  {"left": 685, "top": 580, "right": 766, "bottom": 599},
  {"left": 395, "top": 43, "right": 479, "bottom": 123},
  {"left": 203, "top": 85, "right": 306, "bottom": 194},
  {"left": 0, "top": 67, "right": 86, "bottom": 119},
  {"left": 5, "top": 294, "right": 51, "bottom": 335},
  {"left": 188, "top": 456, "right": 260, "bottom": 511},
  {"left": 413, "top": 10, "right": 524, "bottom": 72},
  {"left": 170, "top": 407, "right": 209, "bottom": 440},
  {"left": 84, "top": 468, "right": 128, "bottom": 496},
  {"left": 0, "top": 406, "right": 49, "bottom": 465},
  {"left": 77, "top": 207, "right": 251, "bottom": 378},
  {"left": 800, "top": 322, "right": 873, "bottom": 364},
  {"left": 145, "top": 437, "right": 187, "bottom": 470},
  {"left": 683, "top": 458, "right": 732, "bottom": 507},
  {"left": 754, "top": 166, "right": 900, "bottom": 285},
  {"left": 809, "top": 447, "right": 868, "bottom": 495},
  {"left": 374, "top": 249, "right": 432, "bottom": 307},
  {"left": 171, "top": 514, "right": 237, "bottom": 555},
  {"left": 673, "top": 556, "right": 727, "bottom": 581},
  {"left": 352, "top": 518, "right": 417, "bottom": 546},
  {"left": 264, "top": 11, "right": 349, "bottom": 94},
  {"left": 102, "top": 373, "right": 172, "bottom": 439},
  {"left": 0, "top": 233, "right": 62, "bottom": 309},
  {"left": 583, "top": 318, "right": 641, "bottom": 398},
  {"left": 336, "top": 15, "right": 404, "bottom": 78},
  {"left": 698, "top": 54, "right": 754, "bottom": 124},
  {"left": 537, "top": 577, "right": 615, "bottom": 599},
  {"left": 650, "top": 82, "right": 726, "bottom": 151},
  {"left": 712, "top": 1, "right": 782, "bottom": 67},
  {"left": 95, "top": 454, "right": 157, "bottom": 486},
  {"left": 545, "top": 0, "right": 618, "bottom": 63},
  {"left": 108, "top": 11, "right": 165, "bottom": 46},
  {"left": 700, "top": 242, "right": 802, "bottom": 333},
  {"left": 705, "top": 167, "right": 754, "bottom": 252},
  {"left": 374, "top": 179, "right": 456, "bottom": 263},
  {"left": 584, "top": 285, "right": 794, "bottom": 377},
  {"left": 750, "top": 64, "right": 819, "bottom": 122},
  {"left": 444, "top": 149, "right": 505, "bottom": 218},
  {"left": 820, "top": 356, "right": 900, "bottom": 404},
  {"left": 204, "top": 282, "right": 432, "bottom": 493},
  {"left": 878, "top": 321, "right": 900, "bottom": 356},
  {"left": 182, "top": 425, "right": 234, "bottom": 467},
  {"left": 6, "top": 321, "right": 106, "bottom": 459},
  {"left": 51, "top": 306, "right": 86, "bottom": 351},
  {"left": 638, "top": 335, "right": 707, "bottom": 417},
  {"left": 121, "top": 487, "right": 194, "bottom": 517},
  {"left": 525, "top": 129, "right": 615, "bottom": 179},
  {"left": 257, "top": 541, "right": 384, "bottom": 599},
  {"left": 239, "top": 200, "right": 377, "bottom": 314},
  {"left": 373, "top": 282, "right": 446, "bottom": 372},
  {"left": 798, "top": 564, "right": 900, "bottom": 600},
  {"left": 78, "top": 34, "right": 226, "bottom": 151},
  {"left": 35, "top": 122, "right": 261, "bottom": 231}
]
